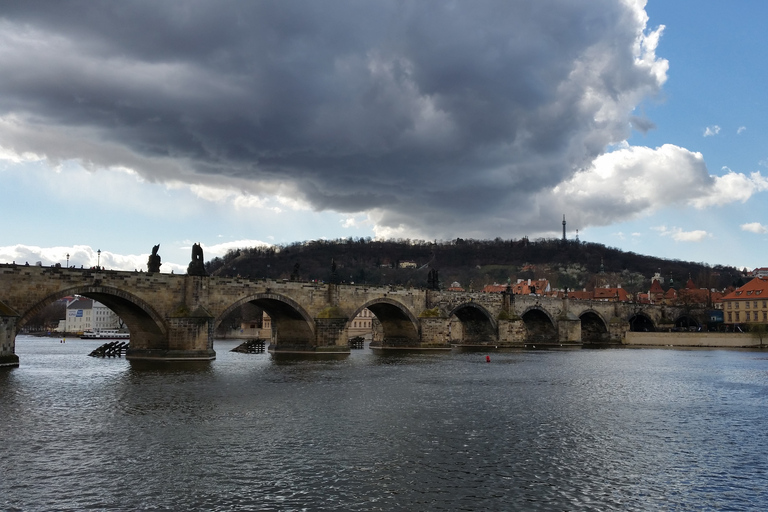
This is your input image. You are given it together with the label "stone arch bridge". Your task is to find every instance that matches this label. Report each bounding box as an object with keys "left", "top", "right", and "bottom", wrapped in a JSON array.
[{"left": 0, "top": 264, "right": 694, "bottom": 366}]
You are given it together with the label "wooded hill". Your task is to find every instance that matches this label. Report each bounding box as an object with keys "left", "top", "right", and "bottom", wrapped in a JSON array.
[{"left": 204, "top": 238, "right": 746, "bottom": 295}]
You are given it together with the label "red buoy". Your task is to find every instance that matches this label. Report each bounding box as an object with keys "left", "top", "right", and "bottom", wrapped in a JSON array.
[{"left": 486, "top": 355, "right": 491, "bottom": 363}]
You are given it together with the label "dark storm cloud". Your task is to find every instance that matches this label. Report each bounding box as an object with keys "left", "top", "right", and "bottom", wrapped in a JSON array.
[{"left": 0, "top": 0, "right": 668, "bottom": 238}]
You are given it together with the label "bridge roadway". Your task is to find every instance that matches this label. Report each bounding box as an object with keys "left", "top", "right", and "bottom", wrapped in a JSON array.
[{"left": 0, "top": 264, "right": 690, "bottom": 367}]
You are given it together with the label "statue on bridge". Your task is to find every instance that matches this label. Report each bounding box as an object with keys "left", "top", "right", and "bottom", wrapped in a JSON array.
[
  {"left": 427, "top": 268, "right": 439, "bottom": 290},
  {"left": 187, "top": 243, "right": 208, "bottom": 276},
  {"left": 329, "top": 258, "right": 339, "bottom": 284},
  {"left": 147, "top": 244, "right": 162, "bottom": 273}
]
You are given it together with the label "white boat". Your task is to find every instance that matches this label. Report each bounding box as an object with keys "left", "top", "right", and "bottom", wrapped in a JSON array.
[{"left": 80, "top": 329, "right": 130, "bottom": 340}]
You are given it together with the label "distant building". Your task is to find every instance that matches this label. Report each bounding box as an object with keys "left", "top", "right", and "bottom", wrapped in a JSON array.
[
  {"left": 482, "top": 279, "right": 550, "bottom": 295},
  {"left": 649, "top": 279, "right": 665, "bottom": 304},
  {"left": 721, "top": 277, "right": 768, "bottom": 325},
  {"left": 510, "top": 279, "right": 550, "bottom": 295},
  {"left": 752, "top": 267, "right": 768, "bottom": 278},
  {"left": 348, "top": 308, "right": 374, "bottom": 338},
  {"left": 592, "top": 287, "right": 629, "bottom": 302},
  {"left": 239, "top": 312, "right": 272, "bottom": 339},
  {"left": 567, "top": 287, "right": 629, "bottom": 302},
  {"left": 65, "top": 297, "right": 121, "bottom": 333},
  {"left": 398, "top": 261, "right": 417, "bottom": 269},
  {"left": 676, "top": 278, "right": 714, "bottom": 307},
  {"left": 241, "top": 309, "right": 374, "bottom": 340},
  {"left": 663, "top": 287, "right": 678, "bottom": 304}
]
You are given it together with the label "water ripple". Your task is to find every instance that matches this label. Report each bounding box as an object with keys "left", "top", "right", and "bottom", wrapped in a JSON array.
[{"left": 2, "top": 339, "right": 767, "bottom": 510}]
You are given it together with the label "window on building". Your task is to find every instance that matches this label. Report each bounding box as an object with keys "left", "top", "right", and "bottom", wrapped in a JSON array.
[
  {"left": 736, "top": 312, "right": 740, "bottom": 321},
  {"left": 735, "top": 302, "right": 739, "bottom": 309},
  {"left": 755, "top": 301, "right": 759, "bottom": 309},
  {"left": 746, "top": 312, "right": 751, "bottom": 321},
  {"left": 728, "top": 312, "right": 732, "bottom": 321},
  {"left": 764, "top": 312, "right": 767, "bottom": 321},
  {"left": 727, "top": 302, "right": 732, "bottom": 309},
  {"left": 746, "top": 302, "right": 750, "bottom": 309}
]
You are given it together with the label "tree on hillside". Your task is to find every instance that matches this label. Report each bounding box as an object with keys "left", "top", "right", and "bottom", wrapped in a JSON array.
[{"left": 25, "top": 301, "right": 66, "bottom": 331}]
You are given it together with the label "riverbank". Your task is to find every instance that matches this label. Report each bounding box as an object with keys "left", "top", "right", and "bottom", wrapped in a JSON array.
[{"left": 624, "top": 331, "right": 765, "bottom": 348}]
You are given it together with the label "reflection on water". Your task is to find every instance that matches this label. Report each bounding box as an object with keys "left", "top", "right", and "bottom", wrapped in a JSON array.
[{"left": 1, "top": 336, "right": 767, "bottom": 511}]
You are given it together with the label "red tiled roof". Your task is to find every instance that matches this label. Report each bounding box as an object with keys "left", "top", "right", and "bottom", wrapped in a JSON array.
[
  {"left": 678, "top": 287, "right": 710, "bottom": 305},
  {"left": 593, "top": 287, "right": 629, "bottom": 301},
  {"left": 722, "top": 277, "right": 768, "bottom": 301},
  {"left": 482, "top": 284, "right": 507, "bottom": 293}
]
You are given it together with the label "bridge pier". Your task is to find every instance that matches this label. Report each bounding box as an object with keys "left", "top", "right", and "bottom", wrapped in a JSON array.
[
  {"left": 418, "top": 317, "right": 452, "bottom": 349},
  {"left": 497, "top": 317, "right": 527, "bottom": 345},
  {"left": 609, "top": 318, "right": 630, "bottom": 343},
  {"left": 0, "top": 308, "right": 19, "bottom": 368},
  {"left": 557, "top": 314, "right": 582, "bottom": 344},
  {"left": 266, "top": 316, "right": 352, "bottom": 355},
  {"left": 126, "top": 314, "right": 216, "bottom": 361},
  {"left": 312, "top": 317, "right": 352, "bottom": 353}
]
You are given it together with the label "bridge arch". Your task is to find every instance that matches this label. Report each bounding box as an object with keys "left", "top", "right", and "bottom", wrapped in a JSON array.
[
  {"left": 19, "top": 285, "right": 168, "bottom": 349},
  {"left": 521, "top": 306, "right": 557, "bottom": 342},
  {"left": 448, "top": 302, "right": 497, "bottom": 344},
  {"left": 354, "top": 298, "right": 420, "bottom": 347},
  {"left": 217, "top": 293, "right": 316, "bottom": 349},
  {"left": 579, "top": 310, "right": 609, "bottom": 344},
  {"left": 674, "top": 314, "right": 701, "bottom": 330},
  {"left": 629, "top": 313, "right": 656, "bottom": 332}
]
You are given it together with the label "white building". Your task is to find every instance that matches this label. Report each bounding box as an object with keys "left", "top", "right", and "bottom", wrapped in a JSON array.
[
  {"left": 92, "top": 301, "right": 121, "bottom": 331},
  {"left": 348, "top": 308, "right": 374, "bottom": 338},
  {"left": 65, "top": 297, "right": 121, "bottom": 333}
]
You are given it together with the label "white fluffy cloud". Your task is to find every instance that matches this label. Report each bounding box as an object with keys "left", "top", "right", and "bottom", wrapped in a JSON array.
[
  {"left": 0, "top": 244, "right": 187, "bottom": 272},
  {"left": 741, "top": 222, "right": 768, "bottom": 234},
  {"left": 652, "top": 226, "right": 710, "bottom": 242},
  {"left": 0, "top": 241, "right": 273, "bottom": 272},
  {"left": 538, "top": 144, "right": 768, "bottom": 233}
]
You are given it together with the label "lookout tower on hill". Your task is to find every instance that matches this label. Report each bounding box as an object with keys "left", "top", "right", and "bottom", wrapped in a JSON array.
[{"left": 562, "top": 214, "right": 566, "bottom": 242}]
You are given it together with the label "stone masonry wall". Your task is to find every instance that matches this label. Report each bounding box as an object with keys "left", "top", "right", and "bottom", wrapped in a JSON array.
[
  {"left": 419, "top": 317, "right": 450, "bottom": 347},
  {"left": 0, "top": 315, "right": 19, "bottom": 366}
]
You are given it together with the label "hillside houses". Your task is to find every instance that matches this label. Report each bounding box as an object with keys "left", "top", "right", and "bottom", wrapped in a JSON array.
[{"left": 479, "top": 272, "right": 730, "bottom": 309}]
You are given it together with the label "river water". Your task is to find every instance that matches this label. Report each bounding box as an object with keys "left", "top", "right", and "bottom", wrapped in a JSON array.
[{"left": 1, "top": 336, "right": 767, "bottom": 511}]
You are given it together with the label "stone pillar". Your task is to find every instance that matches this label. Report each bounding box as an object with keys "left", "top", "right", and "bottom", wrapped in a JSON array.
[
  {"left": 609, "top": 318, "right": 630, "bottom": 343},
  {"left": 418, "top": 317, "right": 451, "bottom": 348},
  {"left": 557, "top": 313, "right": 582, "bottom": 343},
  {"left": 127, "top": 304, "right": 216, "bottom": 361},
  {"left": 497, "top": 318, "right": 527, "bottom": 345},
  {"left": 314, "top": 317, "right": 351, "bottom": 353},
  {"left": 165, "top": 314, "right": 216, "bottom": 359},
  {"left": 0, "top": 310, "right": 19, "bottom": 368},
  {"left": 370, "top": 317, "right": 383, "bottom": 346}
]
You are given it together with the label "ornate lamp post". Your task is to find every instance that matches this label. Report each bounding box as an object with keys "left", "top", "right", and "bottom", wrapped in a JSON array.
[
  {"left": 97, "top": 249, "right": 101, "bottom": 269},
  {"left": 66, "top": 253, "right": 69, "bottom": 267}
]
